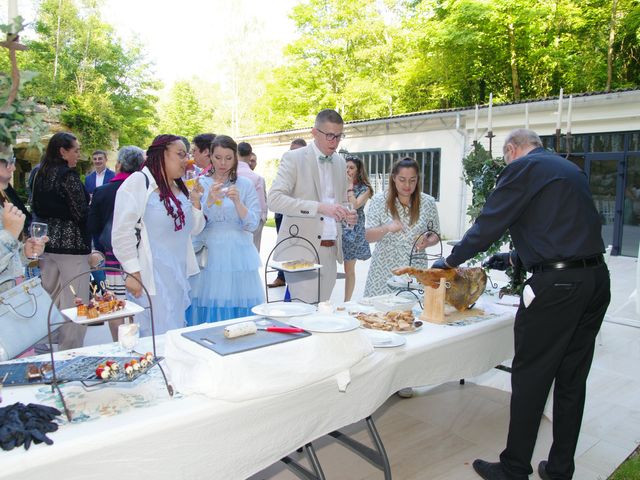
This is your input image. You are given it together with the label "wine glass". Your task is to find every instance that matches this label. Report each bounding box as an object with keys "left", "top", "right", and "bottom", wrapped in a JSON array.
[
  {"left": 28, "top": 222, "right": 48, "bottom": 260},
  {"left": 341, "top": 202, "right": 355, "bottom": 231},
  {"left": 118, "top": 322, "right": 140, "bottom": 355}
]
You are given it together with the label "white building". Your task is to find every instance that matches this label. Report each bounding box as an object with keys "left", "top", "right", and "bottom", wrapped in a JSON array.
[{"left": 243, "top": 89, "right": 640, "bottom": 257}]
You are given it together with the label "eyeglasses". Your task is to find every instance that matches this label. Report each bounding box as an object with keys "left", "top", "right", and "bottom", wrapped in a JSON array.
[
  {"left": 0, "top": 156, "right": 16, "bottom": 166},
  {"left": 316, "top": 128, "right": 346, "bottom": 142}
]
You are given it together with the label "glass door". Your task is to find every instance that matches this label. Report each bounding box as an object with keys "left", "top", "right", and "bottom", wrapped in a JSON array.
[
  {"left": 586, "top": 156, "right": 622, "bottom": 253},
  {"left": 622, "top": 155, "right": 640, "bottom": 256}
]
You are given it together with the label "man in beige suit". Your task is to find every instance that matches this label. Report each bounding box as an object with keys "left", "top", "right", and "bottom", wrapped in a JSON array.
[{"left": 268, "top": 109, "right": 355, "bottom": 303}]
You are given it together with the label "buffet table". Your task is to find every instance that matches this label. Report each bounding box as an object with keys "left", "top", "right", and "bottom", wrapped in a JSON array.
[{"left": 0, "top": 295, "right": 516, "bottom": 480}]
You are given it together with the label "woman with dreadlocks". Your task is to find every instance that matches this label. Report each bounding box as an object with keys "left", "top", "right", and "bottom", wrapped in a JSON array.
[{"left": 112, "top": 135, "right": 205, "bottom": 335}]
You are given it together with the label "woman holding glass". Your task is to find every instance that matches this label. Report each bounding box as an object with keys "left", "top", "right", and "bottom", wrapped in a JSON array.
[
  {"left": 341, "top": 155, "right": 373, "bottom": 301},
  {"left": 0, "top": 153, "right": 47, "bottom": 293},
  {"left": 112, "top": 135, "right": 205, "bottom": 336},
  {"left": 32, "top": 132, "right": 91, "bottom": 350},
  {"left": 364, "top": 157, "right": 441, "bottom": 297},
  {"left": 186, "top": 135, "right": 264, "bottom": 324}
]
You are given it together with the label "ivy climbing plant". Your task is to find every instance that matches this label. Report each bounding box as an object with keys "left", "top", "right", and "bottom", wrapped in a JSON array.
[{"left": 462, "top": 143, "right": 526, "bottom": 296}]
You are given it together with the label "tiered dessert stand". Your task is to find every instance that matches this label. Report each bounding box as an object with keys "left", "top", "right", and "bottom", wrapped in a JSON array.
[
  {"left": 264, "top": 224, "right": 321, "bottom": 305},
  {"left": 46, "top": 267, "right": 173, "bottom": 421}
]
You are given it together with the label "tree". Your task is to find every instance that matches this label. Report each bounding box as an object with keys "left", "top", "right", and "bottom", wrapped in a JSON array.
[
  {"left": 255, "top": 0, "right": 406, "bottom": 130},
  {"left": 157, "top": 81, "right": 208, "bottom": 139},
  {"left": 13, "top": 0, "right": 159, "bottom": 152}
]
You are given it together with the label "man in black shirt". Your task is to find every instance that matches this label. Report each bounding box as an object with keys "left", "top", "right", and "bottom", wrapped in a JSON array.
[{"left": 433, "top": 129, "right": 610, "bottom": 480}]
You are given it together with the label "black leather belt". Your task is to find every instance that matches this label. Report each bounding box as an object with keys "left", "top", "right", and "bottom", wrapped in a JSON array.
[{"left": 529, "top": 254, "right": 604, "bottom": 274}]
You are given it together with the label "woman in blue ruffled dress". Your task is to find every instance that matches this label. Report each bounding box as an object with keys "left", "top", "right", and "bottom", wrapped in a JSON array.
[
  {"left": 186, "top": 135, "right": 264, "bottom": 324},
  {"left": 341, "top": 155, "right": 373, "bottom": 301}
]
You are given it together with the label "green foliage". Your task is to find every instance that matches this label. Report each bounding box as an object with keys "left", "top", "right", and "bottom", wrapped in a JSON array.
[
  {"left": 0, "top": 18, "right": 47, "bottom": 158},
  {"left": 462, "top": 143, "right": 526, "bottom": 294},
  {"left": 157, "top": 81, "right": 208, "bottom": 139},
  {"left": 254, "top": 0, "right": 640, "bottom": 131},
  {"left": 255, "top": 0, "right": 405, "bottom": 131},
  {"left": 18, "top": 0, "right": 158, "bottom": 152},
  {"left": 610, "top": 447, "right": 640, "bottom": 479}
]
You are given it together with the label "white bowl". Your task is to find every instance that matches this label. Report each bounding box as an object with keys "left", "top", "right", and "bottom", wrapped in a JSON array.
[{"left": 372, "top": 295, "right": 417, "bottom": 313}]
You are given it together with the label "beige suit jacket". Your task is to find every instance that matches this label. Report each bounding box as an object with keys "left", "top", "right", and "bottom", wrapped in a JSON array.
[{"left": 268, "top": 144, "right": 348, "bottom": 264}]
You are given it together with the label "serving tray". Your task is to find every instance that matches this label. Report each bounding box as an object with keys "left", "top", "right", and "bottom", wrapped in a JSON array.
[{"left": 0, "top": 355, "right": 163, "bottom": 387}]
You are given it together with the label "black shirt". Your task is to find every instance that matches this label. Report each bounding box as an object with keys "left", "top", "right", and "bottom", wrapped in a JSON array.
[{"left": 447, "top": 147, "right": 604, "bottom": 270}]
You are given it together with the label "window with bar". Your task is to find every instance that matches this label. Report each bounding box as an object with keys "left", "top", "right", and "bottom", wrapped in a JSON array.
[{"left": 344, "top": 149, "right": 441, "bottom": 200}]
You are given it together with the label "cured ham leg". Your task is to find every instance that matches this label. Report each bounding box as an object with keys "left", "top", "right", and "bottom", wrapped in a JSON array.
[{"left": 392, "top": 266, "right": 487, "bottom": 311}]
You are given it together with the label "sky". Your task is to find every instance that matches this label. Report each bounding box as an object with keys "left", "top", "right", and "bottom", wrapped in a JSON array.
[{"left": 5, "top": 0, "right": 299, "bottom": 87}]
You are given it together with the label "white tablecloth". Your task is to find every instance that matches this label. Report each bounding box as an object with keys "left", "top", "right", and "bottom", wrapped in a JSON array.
[
  {"left": 164, "top": 321, "right": 373, "bottom": 401},
  {"left": 0, "top": 295, "right": 516, "bottom": 480}
]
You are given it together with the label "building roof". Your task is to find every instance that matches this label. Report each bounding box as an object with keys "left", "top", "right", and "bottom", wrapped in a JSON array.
[{"left": 243, "top": 88, "right": 640, "bottom": 139}]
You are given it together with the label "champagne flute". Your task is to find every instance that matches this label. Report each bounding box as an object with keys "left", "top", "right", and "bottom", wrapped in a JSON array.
[{"left": 28, "top": 222, "right": 48, "bottom": 260}]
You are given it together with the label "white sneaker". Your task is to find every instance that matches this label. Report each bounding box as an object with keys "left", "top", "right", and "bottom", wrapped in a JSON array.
[{"left": 397, "top": 387, "right": 414, "bottom": 398}]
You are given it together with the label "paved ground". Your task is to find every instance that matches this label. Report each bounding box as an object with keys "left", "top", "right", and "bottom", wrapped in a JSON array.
[{"left": 253, "top": 226, "right": 640, "bottom": 480}]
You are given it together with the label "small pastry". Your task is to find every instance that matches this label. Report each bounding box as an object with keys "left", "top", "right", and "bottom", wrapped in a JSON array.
[{"left": 27, "top": 364, "right": 42, "bottom": 380}]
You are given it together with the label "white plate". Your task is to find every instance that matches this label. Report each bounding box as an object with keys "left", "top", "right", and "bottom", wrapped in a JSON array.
[
  {"left": 252, "top": 302, "right": 317, "bottom": 319},
  {"left": 289, "top": 314, "right": 360, "bottom": 333},
  {"left": 269, "top": 260, "right": 322, "bottom": 273},
  {"left": 386, "top": 277, "right": 422, "bottom": 290},
  {"left": 61, "top": 300, "right": 144, "bottom": 325},
  {"left": 362, "top": 329, "right": 406, "bottom": 348}
]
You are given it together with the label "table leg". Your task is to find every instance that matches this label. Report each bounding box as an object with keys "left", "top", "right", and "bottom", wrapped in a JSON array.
[
  {"left": 329, "top": 415, "right": 392, "bottom": 480},
  {"left": 281, "top": 442, "right": 326, "bottom": 480}
]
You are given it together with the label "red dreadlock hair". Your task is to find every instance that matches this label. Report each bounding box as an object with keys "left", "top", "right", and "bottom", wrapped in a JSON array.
[{"left": 144, "top": 134, "right": 189, "bottom": 231}]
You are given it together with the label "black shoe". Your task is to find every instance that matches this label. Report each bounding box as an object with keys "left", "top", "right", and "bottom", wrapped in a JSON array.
[
  {"left": 472, "top": 460, "right": 510, "bottom": 480},
  {"left": 472, "top": 459, "right": 527, "bottom": 480},
  {"left": 538, "top": 461, "right": 551, "bottom": 480}
]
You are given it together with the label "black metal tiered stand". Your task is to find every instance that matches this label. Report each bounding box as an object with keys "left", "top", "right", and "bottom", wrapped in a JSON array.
[
  {"left": 392, "top": 221, "right": 443, "bottom": 309},
  {"left": 46, "top": 267, "right": 173, "bottom": 421},
  {"left": 264, "top": 224, "right": 321, "bottom": 305}
]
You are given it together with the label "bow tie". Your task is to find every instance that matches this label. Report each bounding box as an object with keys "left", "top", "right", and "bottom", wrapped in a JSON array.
[{"left": 319, "top": 155, "right": 333, "bottom": 164}]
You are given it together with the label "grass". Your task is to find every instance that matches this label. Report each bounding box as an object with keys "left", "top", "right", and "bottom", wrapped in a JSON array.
[
  {"left": 610, "top": 446, "right": 640, "bottom": 479},
  {"left": 265, "top": 218, "right": 276, "bottom": 228}
]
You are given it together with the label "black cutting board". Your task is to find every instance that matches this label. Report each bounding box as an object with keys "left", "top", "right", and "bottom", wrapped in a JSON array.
[{"left": 181, "top": 319, "right": 311, "bottom": 356}]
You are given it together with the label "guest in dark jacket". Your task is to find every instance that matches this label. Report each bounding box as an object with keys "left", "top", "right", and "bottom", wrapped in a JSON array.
[
  {"left": 88, "top": 146, "right": 145, "bottom": 340},
  {"left": 84, "top": 150, "right": 115, "bottom": 196},
  {"left": 32, "top": 132, "right": 91, "bottom": 351}
]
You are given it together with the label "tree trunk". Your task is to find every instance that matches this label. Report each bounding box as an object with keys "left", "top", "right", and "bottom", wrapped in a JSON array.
[
  {"left": 606, "top": 0, "right": 618, "bottom": 92},
  {"left": 53, "top": 0, "right": 62, "bottom": 86},
  {"left": 508, "top": 22, "right": 521, "bottom": 101}
]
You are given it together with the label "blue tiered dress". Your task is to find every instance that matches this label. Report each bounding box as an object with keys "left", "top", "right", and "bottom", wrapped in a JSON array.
[{"left": 185, "top": 175, "right": 264, "bottom": 324}]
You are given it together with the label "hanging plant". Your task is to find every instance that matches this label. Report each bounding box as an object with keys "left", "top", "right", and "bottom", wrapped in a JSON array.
[{"left": 462, "top": 143, "right": 526, "bottom": 296}]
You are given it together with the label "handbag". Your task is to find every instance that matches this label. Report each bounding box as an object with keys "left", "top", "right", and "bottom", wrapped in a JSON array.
[
  {"left": 0, "top": 277, "right": 64, "bottom": 361},
  {"left": 195, "top": 244, "right": 208, "bottom": 269}
]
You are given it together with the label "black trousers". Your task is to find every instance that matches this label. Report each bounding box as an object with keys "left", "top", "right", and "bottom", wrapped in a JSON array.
[
  {"left": 499, "top": 264, "right": 610, "bottom": 479},
  {"left": 274, "top": 213, "right": 285, "bottom": 281}
]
